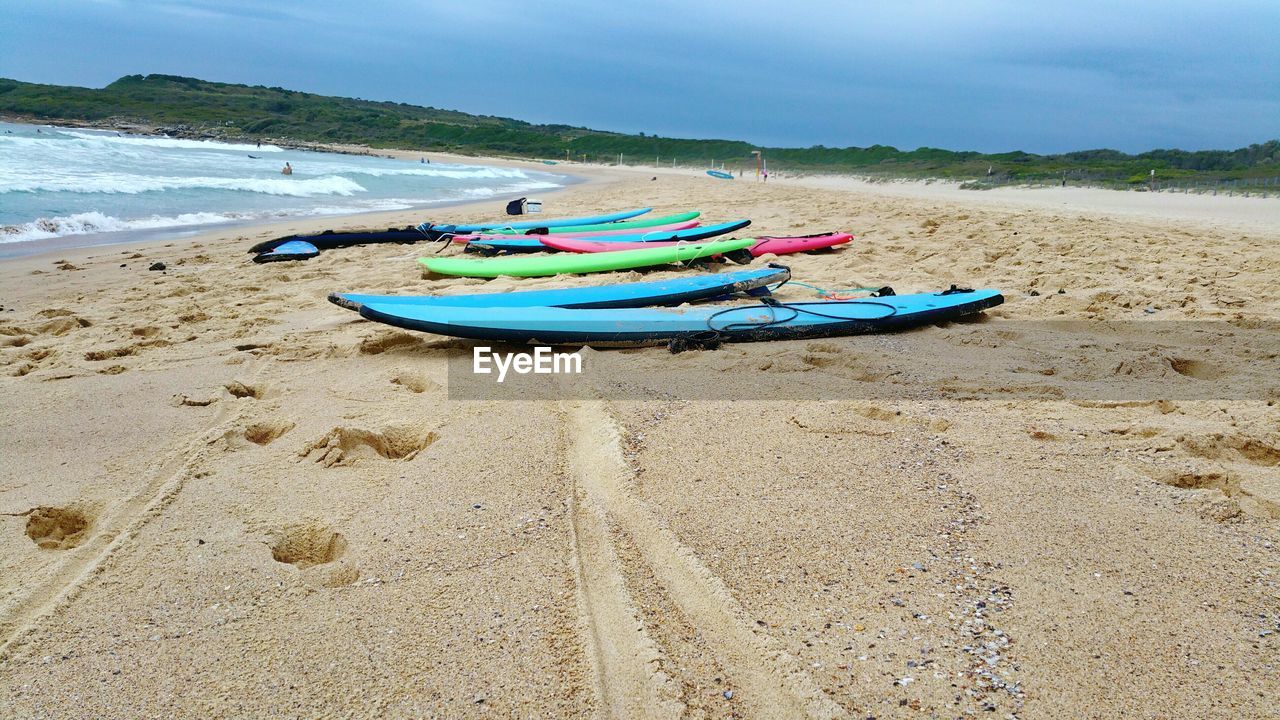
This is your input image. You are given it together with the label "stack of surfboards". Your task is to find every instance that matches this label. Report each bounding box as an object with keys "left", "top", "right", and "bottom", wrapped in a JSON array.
[
  {"left": 331, "top": 265, "right": 1004, "bottom": 347},
  {"left": 249, "top": 207, "right": 855, "bottom": 266},
  {"left": 253, "top": 205, "right": 1002, "bottom": 346}
]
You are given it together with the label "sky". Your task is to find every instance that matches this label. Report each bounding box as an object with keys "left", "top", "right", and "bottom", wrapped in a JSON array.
[{"left": 2, "top": 0, "right": 1277, "bottom": 154}]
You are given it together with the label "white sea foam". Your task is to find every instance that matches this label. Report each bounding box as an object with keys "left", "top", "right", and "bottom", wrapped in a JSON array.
[
  {"left": 59, "top": 129, "right": 284, "bottom": 152},
  {"left": 0, "top": 211, "right": 243, "bottom": 244},
  {"left": 1, "top": 173, "right": 367, "bottom": 197},
  {"left": 0, "top": 119, "right": 568, "bottom": 248}
]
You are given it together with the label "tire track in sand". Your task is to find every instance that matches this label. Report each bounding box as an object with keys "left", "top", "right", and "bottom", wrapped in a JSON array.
[
  {"left": 566, "top": 448, "right": 684, "bottom": 719},
  {"left": 0, "top": 359, "right": 272, "bottom": 660},
  {"left": 563, "top": 399, "right": 842, "bottom": 719}
]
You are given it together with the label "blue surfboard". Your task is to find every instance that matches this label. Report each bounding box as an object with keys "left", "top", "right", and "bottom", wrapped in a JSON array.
[
  {"left": 355, "top": 287, "right": 1005, "bottom": 345},
  {"left": 253, "top": 240, "right": 320, "bottom": 263},
  {"left": 421, "top": 207, "right": 651, "bottom": 234},
  {"left": 330, "top": 265, "right": 789, "bottom": 312},
  {"left": 463, "top": 220, "right": 752, "bottom": 254},
  {"left": 706, "top": 170, "right": 733, "bottom": 180}
]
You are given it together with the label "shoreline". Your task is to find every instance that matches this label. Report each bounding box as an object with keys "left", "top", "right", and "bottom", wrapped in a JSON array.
[
  {"left": 0, "top": 119, "right": 624, "bottom": 263},
  {"left": 0, "top": 160, "right": 633, "bottom": 271},
  {"left": 0, "top": 181, "right": 587, "bottom": 263}
]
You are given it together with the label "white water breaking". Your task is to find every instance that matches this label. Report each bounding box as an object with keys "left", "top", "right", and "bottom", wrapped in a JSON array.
[{"left": 0, "top": 120, "right": 569, "bottom": 247}]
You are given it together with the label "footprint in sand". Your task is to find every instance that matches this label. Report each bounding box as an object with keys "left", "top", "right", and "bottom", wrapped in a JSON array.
[
  {"left": 24, "top": 506, "right": 94, "bottom": 550},
  {"left": 300, "top": 424, "right": 438, "bottom": 467},
  {"left": 37, "top": 316, "right": 92, "bottom": 336},
  {"left": 224, "top": 380, "right": 267, "bottom": 399},
  {"left": 390, "top": 369, "right": 438, "bottom": 394},
  {"left": 269, "top": 523, "right": 358, "bottom": 586},
  {"left": 83, "top": 338, "right": 170, "bottom": 362},
  {"left": 211, "top": 417, "right": 295, "bottom": 451},
  {"left": 358, "top": 330, "right": 425, "bottom": 355},
  {"left": 243, "top": 419, "right": 295, "bottom": 446},
  {"left": 270, "top": 523, "right": 347, "bottom": 568},
  {"left": 1178, "top": 433, "right": 1280, "bottom": 466},
  {"left": 1167, "top": 357, "right": 1228, "bottom": 381}
]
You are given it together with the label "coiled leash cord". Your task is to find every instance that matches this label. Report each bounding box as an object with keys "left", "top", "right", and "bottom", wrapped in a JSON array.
[{"left": 668, "top": 296, "right": 900, "bottom": 353}]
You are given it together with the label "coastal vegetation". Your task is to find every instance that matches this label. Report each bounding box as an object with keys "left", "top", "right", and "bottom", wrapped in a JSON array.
[{"left": 2, "top": 74, "right": 1277, "bottom": 188}]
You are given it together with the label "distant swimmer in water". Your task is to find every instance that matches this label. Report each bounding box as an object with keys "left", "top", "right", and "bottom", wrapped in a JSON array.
[{"left": 281, "top": 162, "right": 293, "bottom": 176}]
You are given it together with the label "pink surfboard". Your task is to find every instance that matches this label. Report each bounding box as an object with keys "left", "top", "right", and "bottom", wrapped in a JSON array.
[
  {"left": 451, "top": 220, "right": 700, "bottom": 243},
  {"left": 541, "top": 232, "right": 853, "bottom": 257}
]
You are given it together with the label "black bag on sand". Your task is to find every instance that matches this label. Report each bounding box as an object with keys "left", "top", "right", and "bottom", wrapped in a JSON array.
[{"left": 505, "top": 197, "right": 527, "bottom": 215}]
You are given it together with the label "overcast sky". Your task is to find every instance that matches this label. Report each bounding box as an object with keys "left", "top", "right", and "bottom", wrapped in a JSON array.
[{"left": 3, "top": 0, "right": 1277, "bottom": 153}]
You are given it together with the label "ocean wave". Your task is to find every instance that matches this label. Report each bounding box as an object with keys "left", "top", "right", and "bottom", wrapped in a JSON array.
[
  {"left": 1, "top": 174, "right": 367, "bottom": 197},
  {"left": 0, "top": 211, "right": 243, "bottom": 244},
  {"left": 59, "top": 130, "right": 284, "bottom": 152}
]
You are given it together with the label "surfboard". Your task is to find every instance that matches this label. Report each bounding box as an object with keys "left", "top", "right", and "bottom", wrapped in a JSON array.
[
  {"left": 357, "top": 287, "right": 1006, "bottom": 345},
  {"left": 419, "top": 238, "right": 755, "bottom": 278},
  {"left": 252, "top": 239, "right": 320, "bottom": 263},
  {"left": 329, "top": 265, "right": 789, "bottom": 311},
  {"left": 453, "top": 219, "right": 700, "bottom": 242},
  {"left": 421, "top": 207, "right": 651, "bottom": 234},
  {"left": 462, "top": 220, "right": 752, "bottom": 254},
  {"left": 460, "top": 211, "right": 700, "bottom": 237},
  {"left": 542, "top": 232, "right": 852, "bottom": 257}
]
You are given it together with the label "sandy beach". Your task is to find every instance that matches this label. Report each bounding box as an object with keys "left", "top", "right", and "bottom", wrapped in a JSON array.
[{"left": 1, "top": 157, "right": 1277, "bottom": 718}]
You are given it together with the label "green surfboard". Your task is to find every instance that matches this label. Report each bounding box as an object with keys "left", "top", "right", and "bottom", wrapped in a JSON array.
[
  {"left": 420, "top": 238, "right": 755, "bottom": 278},
  {"left": 486, "top": 211, "right": 700, "bottom": 235}
]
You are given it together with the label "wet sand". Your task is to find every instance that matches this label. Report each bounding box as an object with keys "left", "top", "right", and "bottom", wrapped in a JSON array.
[{"left": 1, "top": 165, "right": 1277, "bottom": 718}]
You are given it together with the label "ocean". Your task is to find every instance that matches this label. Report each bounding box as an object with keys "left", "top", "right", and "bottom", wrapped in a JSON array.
[{"left": 0, "top": 120, "right": 567, "bottom": 255}]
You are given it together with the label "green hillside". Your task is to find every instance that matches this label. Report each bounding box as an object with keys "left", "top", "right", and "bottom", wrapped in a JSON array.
[{"left": 2, "top": 74, "right": 1276, "bottom": 188}]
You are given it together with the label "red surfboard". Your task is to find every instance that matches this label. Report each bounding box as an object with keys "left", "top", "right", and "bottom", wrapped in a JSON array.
[{"left": 541, "top": 232, "right": 853, "bottom": 257}]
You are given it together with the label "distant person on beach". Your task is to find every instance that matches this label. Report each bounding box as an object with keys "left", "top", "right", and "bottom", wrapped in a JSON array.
[
  {"left": 256, "top": 141, "right": 261, "bottom": 149},
  {"left": 281, "top": 162, "right": 292, "bottom": 176}
]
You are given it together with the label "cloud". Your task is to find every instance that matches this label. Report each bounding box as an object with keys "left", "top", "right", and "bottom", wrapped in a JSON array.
[{"left": 3, "top": 0, "right": 1276, "bottom": 152}]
